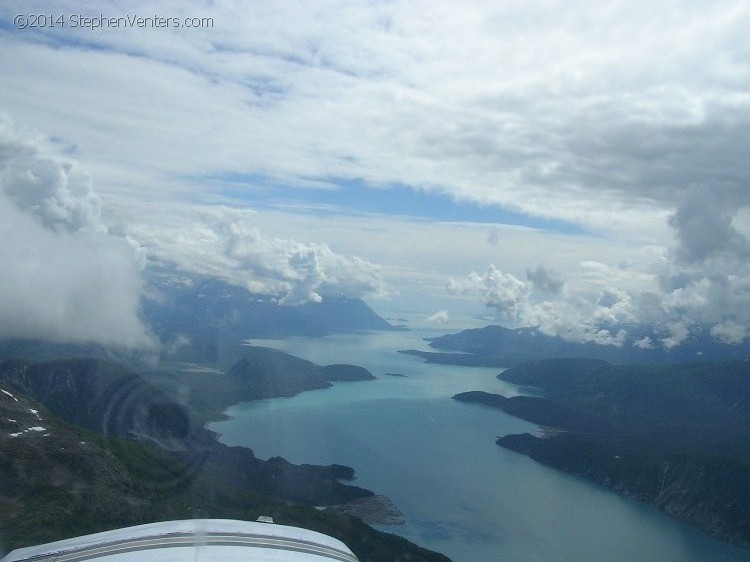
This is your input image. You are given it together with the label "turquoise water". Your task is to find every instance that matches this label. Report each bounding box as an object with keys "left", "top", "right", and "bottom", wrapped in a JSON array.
[{"left": 208, "top": 330, "right": 750, "bottom": 562}]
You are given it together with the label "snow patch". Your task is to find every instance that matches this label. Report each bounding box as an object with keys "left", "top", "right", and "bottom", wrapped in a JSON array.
[
  {"left": 29, "top": 409, "right": 42, "bottom": 420},
  {"left": 8, "top": 418, "right": 17, "bottom": 423},
  {"left": 1, "top": 389, "right": 19, "bottom": 402},
  {"left": 8, "top": 426, "right": 47, "bottom": 438}
]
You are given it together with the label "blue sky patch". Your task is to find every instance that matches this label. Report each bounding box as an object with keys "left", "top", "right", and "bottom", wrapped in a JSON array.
[{"left": 213, "top": 174, "right": 585, "bottom": 234}]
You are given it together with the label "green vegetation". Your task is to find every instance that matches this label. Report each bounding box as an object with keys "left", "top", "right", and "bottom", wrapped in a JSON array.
[
  {"left": 454, "top": 358, "right": 750, "bottom": 550},
  {"left": 144, "top": 345, "right": 375, "bottom": 425},
  {"left": 0, "top": 409, "right": 448, "bottom": 560},
  {"left": 0, "top": 356, "right": 449, "bottom": 561}
]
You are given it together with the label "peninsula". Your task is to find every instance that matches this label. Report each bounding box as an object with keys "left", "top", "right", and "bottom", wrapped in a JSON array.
[
  {"left": 454, "top": 357, "right": 750, "bottom": 550},
  {"left": 0, "top": 352, "right": 449, "bottom": 562}
]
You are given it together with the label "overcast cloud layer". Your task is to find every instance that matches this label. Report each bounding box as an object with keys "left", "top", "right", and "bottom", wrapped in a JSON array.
[{"left": 1, "top": 1, "right": 749, "bottom": 346}]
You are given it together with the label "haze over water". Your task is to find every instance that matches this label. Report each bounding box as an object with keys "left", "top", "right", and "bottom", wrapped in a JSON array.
[{"left": 209, "top": 330, "right": 750, "bottom": 562}]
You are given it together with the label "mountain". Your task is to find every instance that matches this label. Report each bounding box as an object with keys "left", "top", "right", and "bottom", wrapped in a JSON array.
[
  {"left": 0, "top": 272, "right": 403, "bottom": 370},
  {"left": 0, "top": 358, "right": 205, "bottom": 451},
  {"left": 1, "top": 385, "right": 174, "bottom": 549},
  {"left": 143, "top": 345, "right": 375, "bottom": 426},
  {"left": 404, "top": 324, "right": 750, "bottom": 367},
  {"left": 0, "top": 359, "right": 449, "bottom": 562},
  {"left": 454, "top": 358, "right": 750, "bottom": 549},
  {"left": 142, "top": 273, "right": 404, "bottom": 365},
  {"left": 0, "top": 355, "right": 374, "bottom": 505}
]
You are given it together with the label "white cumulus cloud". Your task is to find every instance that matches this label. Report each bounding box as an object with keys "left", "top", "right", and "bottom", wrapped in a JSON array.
[
  {"left": 447, "top": 266, "right": 530, "bottom": 322},
  {"left": 426, "top": 310, "right": 450, "bottom": 325},
  {"left": 452, "top": 185, "right": 750, "bottom": 348},
  {"left": 0, "top": 120, "right": 152, "bottom": 347},
  {"left": 124, "top": 205, "right": 388, "bottom": 306}
]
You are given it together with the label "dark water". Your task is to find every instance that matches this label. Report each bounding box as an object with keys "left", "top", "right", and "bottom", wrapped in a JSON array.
[{"left": 208, "top": 331, "right": 750, "bottom": 562}]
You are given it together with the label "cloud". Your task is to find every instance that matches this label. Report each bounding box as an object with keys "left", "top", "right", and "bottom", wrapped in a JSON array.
[
  {"left": 526, "top": 265, "right": 564, "bottom": 296},
  {"left": 652, "top": 185, "right": 750, "bottom": 344},
  {"left": 452, "top": 185, "right": 750, "bottom": 348},
  {"left": 447, "top": 266, "right": 530, "bottom": 322},
  {"left": 523, "top": 293, "right": 633, "bottom": 347},
  {"left": 633, "top": 336, "right": 653, "bottom": 350},
  {"left": 426, "top": 310, "right": 450, "bottom": 325},
  {"left": 0, "top": 120, "right": 152, "bottom": 347},
  {"left": 0, "top": 119, "right": 384, "bottom": 351},
  {"left": 2, "top": 1, "right": 750, "bottom": 238},
  {"left": 448, "top": 263, "right": 639, "bottom": 346},
  {"left": 2, "top": 1, "right": 750, "bottom": 345},
  {"left": 710, "top": 320, "right": 748, "bottom": 345},
  {"left": 125, "top": 205, "right": 388, "bottom": 305},
  {"left": 668, "top": 185, "right": 749, "bottom": 265},
  {"left": 0, "top": 137, "right": 104, "bottom": 233},
  {"left": 660, "top": 321, "right": 691, "bottom": 350},
  {"left": 486, "top": 227, "right": 502, "bottom": 247}
]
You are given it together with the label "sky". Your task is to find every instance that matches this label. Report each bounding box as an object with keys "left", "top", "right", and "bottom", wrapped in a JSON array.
[{"left": 0, "top": 0, "right": 749, "bottom": 349}]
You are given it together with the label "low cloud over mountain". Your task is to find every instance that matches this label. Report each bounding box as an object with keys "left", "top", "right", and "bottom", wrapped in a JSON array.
[
  {"left": 126, "top": 205, "right": 387, "bottom": 306},
  {"left": 0, "top": 120, "right": 151, "bottom": 347},
  {"left": 450, "top": 184, "right": 750, "bottom": 349},
  {"left": 0, "top": 121, "right": 389, "bottom": 347}
]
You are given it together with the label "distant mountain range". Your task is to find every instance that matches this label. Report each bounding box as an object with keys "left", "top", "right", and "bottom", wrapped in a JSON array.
[
  {"left": 0, "top": 273, "right": 403, "bottom": 369},
  {"left": 142, "top": 273, "right": 404, "bottom": 366},
  {"left": 402, "top": 324, "right": 750, "bottom": 367}
]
